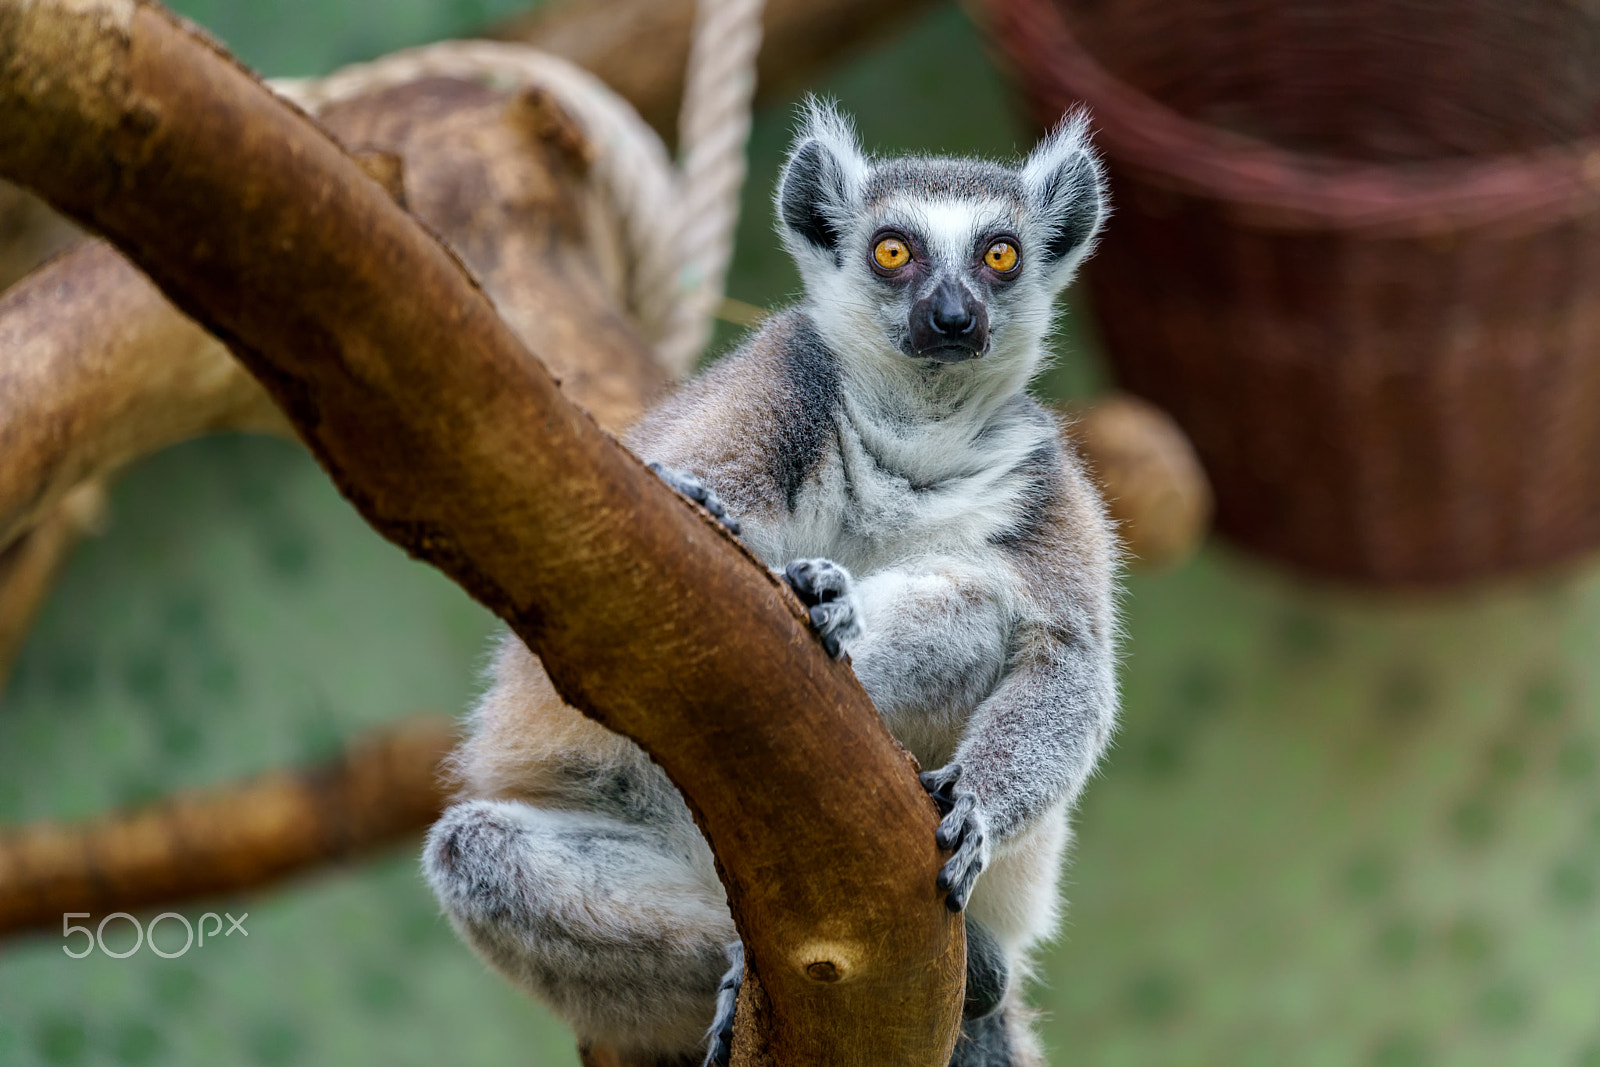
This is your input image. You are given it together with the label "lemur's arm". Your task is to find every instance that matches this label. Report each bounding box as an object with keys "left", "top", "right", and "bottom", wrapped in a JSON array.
[
  {"left": 919, "top": 452, "right": 1119, "bottom": 909},
  {"left": 951, "top": 611, "right": 1117, "bottom": 840}
]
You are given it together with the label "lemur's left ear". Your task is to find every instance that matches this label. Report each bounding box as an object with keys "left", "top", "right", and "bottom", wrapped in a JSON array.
[
  {"left": 776, "top": 98, "right": 867, "bottom": 259},
  {"left": 1021, "top": 111, "right": 1107, "bottom": 290}
]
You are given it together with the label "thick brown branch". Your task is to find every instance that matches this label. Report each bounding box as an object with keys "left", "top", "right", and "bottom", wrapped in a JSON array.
[
  {"left": 0, "top": 2, "right": 960, "bottom": 1062},
  {"left": 0, "top": 77, "right": 663, "bottom": 552},
  {"left": 0, "top": 715, "right": 455, "bottom": 934},
  {"left": 493, "top": 0, "right": 938, "bottom": 142},
  {"left": 0, "top": 241, "right": 285, "bottom": 549}
]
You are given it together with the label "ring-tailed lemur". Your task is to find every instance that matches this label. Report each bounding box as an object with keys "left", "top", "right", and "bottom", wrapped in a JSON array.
[{"left": 424, "top": 101, "right": 1118, "bottom": 1067}]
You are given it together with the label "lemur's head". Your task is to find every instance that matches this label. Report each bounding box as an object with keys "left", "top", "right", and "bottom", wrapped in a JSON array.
[{"left": 776, "top": 100, "right": 1106, "bottom": 376}]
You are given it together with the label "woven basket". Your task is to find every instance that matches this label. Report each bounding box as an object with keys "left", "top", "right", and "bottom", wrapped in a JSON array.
[{"left": 991, "top": 0, "right": 1600, "bottom": 586}]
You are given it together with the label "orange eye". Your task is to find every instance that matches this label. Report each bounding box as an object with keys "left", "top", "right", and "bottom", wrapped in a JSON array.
[
  {"left": 985, "top": 240, "right": 1019, "bottom": 273},
  {"left": 873, "top": 236, "right": 911, "bottom": 270}
]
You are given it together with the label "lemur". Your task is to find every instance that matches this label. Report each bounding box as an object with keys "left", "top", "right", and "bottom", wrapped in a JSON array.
[{"left": 424, "top": 101, "right": 1118, "bottom": 1067}]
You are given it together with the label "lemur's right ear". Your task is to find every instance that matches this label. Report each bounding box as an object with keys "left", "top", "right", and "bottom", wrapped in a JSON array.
[
  {"left": 1022, "top": 109, "right": 1107, "bottom": 292},
  {"left": 776, "top": 99, "right": 866, "bottom": 256}
]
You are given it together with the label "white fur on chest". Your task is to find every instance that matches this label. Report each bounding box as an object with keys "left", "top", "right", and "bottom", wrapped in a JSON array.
[{"left": 749, "top": 386, "right": 1051, "bottom": 576}]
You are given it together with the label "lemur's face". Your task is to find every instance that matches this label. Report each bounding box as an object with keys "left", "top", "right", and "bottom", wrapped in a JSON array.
[{"left": 776, "top": 103, "right": 1106, "bottom": 372}]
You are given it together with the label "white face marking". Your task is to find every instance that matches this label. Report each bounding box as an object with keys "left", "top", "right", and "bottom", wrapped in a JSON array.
[{"left": 894, "top": 196, "right": 1016, "bottom": 277}]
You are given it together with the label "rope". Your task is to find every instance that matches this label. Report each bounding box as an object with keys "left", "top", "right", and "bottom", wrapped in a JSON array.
[
  {"left": 269, "top": 0, "right": 765, "bottom": 380},
  {"left": 664, "top": 0, "right": 765, "bottom": 375}
]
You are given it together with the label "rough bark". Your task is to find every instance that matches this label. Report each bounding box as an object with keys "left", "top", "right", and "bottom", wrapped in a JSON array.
[
  {"left": 0, "top": 2, "right": 962, "bottom": 1063},
  {"left": 0, "top": 714, "right": 456, "bottom": 935},
  {"left": 492, "top": 0, "right": 938, "bottom": 143}
]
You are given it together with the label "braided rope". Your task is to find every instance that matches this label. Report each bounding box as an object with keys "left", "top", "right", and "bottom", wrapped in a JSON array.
[
  {"left": 664, "top": 0, "right": 765, "bottom": 375},
  {"left": 269, "top": 0, "right": 765, "bottom": 380}
]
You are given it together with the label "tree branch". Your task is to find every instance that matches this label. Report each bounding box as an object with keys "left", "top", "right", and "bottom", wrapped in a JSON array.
[
  {"left": 0, "top": 714, "right": 455, "bottom": 934},
  {"left": 0, "top": 2, "right": 961, "bottom": 1062}
]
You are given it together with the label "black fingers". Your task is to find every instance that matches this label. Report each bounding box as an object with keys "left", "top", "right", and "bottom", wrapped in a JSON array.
[
  {"left": 782, "top": 558, "right": 849, "bottom": 606},
  {"left": 704, "top": 941, "right": 744, "bottom": 1067},
  {"left": 809, "top": 601, "right": 853, "bottom": 658},
  {"left": 941, "top": 835, "right": 985, "bottom": 913},
  {"left": 936, "top": 792, "right": 977, "bottom": 850},
  {"left": 782, "top": 559, "right": 858, "bottom": 659},
  {"left": 919, "top": 762, "right": 963, "bottom": 809},
  {"left": 921, "top": 762, "right": 984, "bottom": 912},
  {"left": 649, "top": 462, "right": 741, "bottom": 536}
]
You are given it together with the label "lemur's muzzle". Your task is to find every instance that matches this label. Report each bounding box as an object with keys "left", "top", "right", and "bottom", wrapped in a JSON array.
[{"left": 909, "top": 277, "right": 989, "bottom": 362}]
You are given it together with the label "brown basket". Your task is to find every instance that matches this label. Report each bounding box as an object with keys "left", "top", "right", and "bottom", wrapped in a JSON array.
[{"left": 990, "top": 0, "right": 1600, "bottom": 586}]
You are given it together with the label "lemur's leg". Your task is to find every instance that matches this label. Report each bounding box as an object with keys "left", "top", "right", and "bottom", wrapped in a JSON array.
[
  {"left": 846, "top": 559, "right": 1012, "bottom": 723},
  {"left": 947, "top": 918, "right": 1036, "bottom": 1067},
  {"left": 703, "top": 941, "right": 743, "bottom": 1067},
  {"left": 425, "top": 798, "right": 735, "bottom": 1057},
  {"left": 962, "top": 916, "right": 1009, "bottom": 1020}
]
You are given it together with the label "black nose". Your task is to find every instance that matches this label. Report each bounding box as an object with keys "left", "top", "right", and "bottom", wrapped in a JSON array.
[
  {"left": 907, "top": 276, "right": 989, "bottom": 361},
  {"left": 930, "top": 286, "right": 977, "bottom": 336}
]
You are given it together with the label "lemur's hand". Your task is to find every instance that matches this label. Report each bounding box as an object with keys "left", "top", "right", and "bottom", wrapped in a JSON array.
[
  {"left": 781, "top": 558, "right": 861, "bottom": 659},
  {"left": 921, "top": 762, "right": 989, "bottom": 913},
  {"left": 649, "top": 462, "right": 741, "bottom": 536}
]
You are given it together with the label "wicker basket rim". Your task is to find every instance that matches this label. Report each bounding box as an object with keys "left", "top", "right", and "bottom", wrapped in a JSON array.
[{"left": 992, "top": 0, "right": 1600, "bottom": 234}]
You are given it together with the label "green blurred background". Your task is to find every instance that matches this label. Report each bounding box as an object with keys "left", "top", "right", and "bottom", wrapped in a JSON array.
[{"left": 3, "top": 2, "right": 1600, "bottom": 1065}]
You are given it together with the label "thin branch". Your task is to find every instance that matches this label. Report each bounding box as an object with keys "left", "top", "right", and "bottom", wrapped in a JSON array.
[
  {"left": 0, "top": 715, "right": 456, "bottom": 934},
  {"left": 0, "top": 2, "right": 961, "bottom": 1062}
]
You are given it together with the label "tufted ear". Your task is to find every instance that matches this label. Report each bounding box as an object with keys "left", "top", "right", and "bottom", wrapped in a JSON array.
[
  {"left": 775, "top": 98, "right": 867, "bottom": 258},
  {"left": 1021, "top": 110, "right": 1107, "bottom": 290}
]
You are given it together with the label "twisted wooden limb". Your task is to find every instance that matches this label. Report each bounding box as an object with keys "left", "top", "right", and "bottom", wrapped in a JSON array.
[
  {"left": 0, "top": 715, "right": 455, "bottom": 934},
  {"left": 0, "top": 242, "right": 286, "bottom": 550},
  {"left": 0, "top": 77, "right": 662, "bottom": 554},
  {"left": 0, "top": 3, "right": 961, "bottom": 1064}
]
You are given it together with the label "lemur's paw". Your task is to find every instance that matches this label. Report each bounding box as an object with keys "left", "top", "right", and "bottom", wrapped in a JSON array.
[
  {"left": 704, "top": 941, "right": 744, "bottom": 1067},
  {"left": 781, "top": 558, "right": 860, "bottom": 659},
  {"left": 920, "top": 763, "right": 989, "bottom": 913},
  {"left": 650, "top": 462, "right": 741, "bottom": 536}
]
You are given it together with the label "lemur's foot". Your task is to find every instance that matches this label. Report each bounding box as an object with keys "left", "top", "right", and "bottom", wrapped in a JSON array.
[
  {"left": 920, "top": 763, "right": 989, "bottom": 913},
  {"left": 781, "top": 558, "right": 860, "bottom": 659},
  {"left": 649, "top": 462, "right": 741, "bottom": 536},
  {"left": 704, "top": 941, "right": 744, "bottom": 1067},
  {"left": 961, "top": 916, "right": 1008, "bottom": 1021}
]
